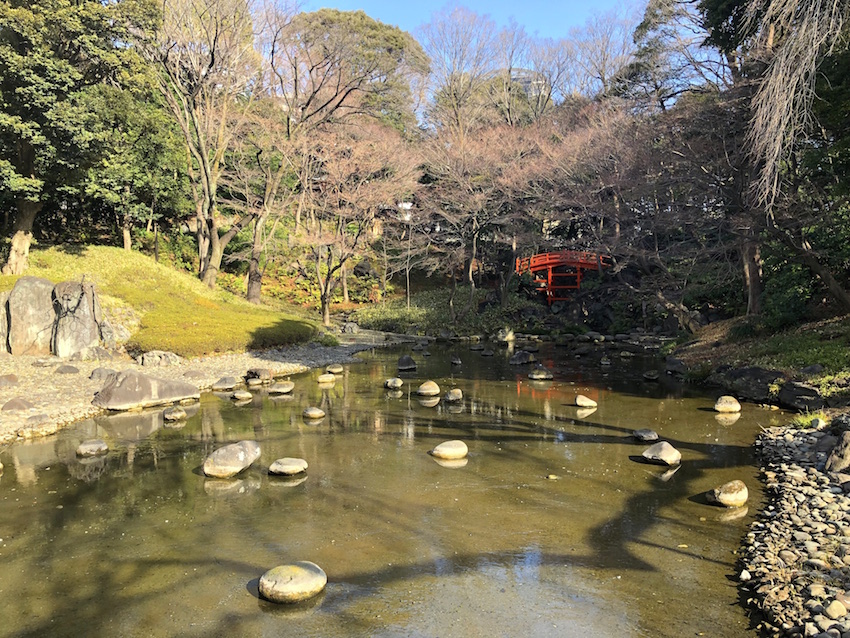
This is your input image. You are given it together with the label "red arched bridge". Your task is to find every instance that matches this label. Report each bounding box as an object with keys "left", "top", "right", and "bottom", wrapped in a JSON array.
[{"left": 515, "top": 250, "right": 612, "bottom": 304}]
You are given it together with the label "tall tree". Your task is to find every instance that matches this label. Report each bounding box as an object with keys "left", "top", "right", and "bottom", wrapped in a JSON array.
[{"left": 0, "top": 0, "right": 157, "bottom": 274}]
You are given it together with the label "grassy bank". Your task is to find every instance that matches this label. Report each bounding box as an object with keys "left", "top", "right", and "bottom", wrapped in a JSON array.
[{"left": 0, "top": 246, "right": 317, "bottom": 357}]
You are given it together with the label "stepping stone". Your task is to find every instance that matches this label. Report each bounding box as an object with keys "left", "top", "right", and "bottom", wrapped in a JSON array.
[
  {"left": 326, "top": 364, "right": 344, "bottom": 374},
  {"left": 268, "top": 381, "right": 295, "bottom": 395},
  {"left": 633, "top": 429, "right": 659, "bottom": 442},
  {"left": 303, "top": 406, "right": 325, "bottom": 420},
  {"left": 430, "top": 440, "right": 468, "bottom": 460},
  {"left": 202, "top": 440, "right": 261, "bottom": 478},
  {"left": 444, "top": 388, "right": 463, "bottom": 402},
  {"left": 384, "top": 378, "right": 403, "bottom": 389},
  {"left": 317, "top": 373, "right": 335, "bottom": 384},
  {"left": 641, "top": 441, "right": 681, "bottom": 466},
  {"left": 163, "top": 406, "right": 187, "bottom": 421},
  {"left": 259, "top": 561, "right": 327, "bottom": 604},
  {"left": 269, "top": 457, "right": 308, "bottom": 476},
  {"left": 528, "top": 366, "right": 553, "bottom": 380},
  {"left": 231, "top": 390, "right": 253, "bottom": 401},
  {"left": 246, "top": 368, "right": 272, "bottom": 382},
  {"left": 212, "top": 376, "right": 240, "bottom": 391},
  {"left": 643, "top": 370, "right": 660, "bottom": 381},
  {"left": 714, "top": 395, "right": 741, "bottom": 413},
  {"left": 575, "top": 394, "right": 597, "bottom": 408},
  {"left": 397, "top": 355, "right": 417, "bottom": 371},
  {"left": 706, "top": 480, "right": 748, "bottom": 508},
  {"left": 417, "top": 381, "right": 440, "bottom": 397}
]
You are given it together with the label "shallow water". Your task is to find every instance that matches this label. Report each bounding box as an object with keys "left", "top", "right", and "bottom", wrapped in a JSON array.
[{"left": 0, "top": 344, "right": 788, "bottom": 637}]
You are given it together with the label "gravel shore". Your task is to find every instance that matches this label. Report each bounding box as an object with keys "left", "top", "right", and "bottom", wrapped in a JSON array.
[
  {"left": 742, "top": 415, "right": 850, "bottom": 637},
  {"left": 0, "top": 341, "right": 383, "bottom": 445}
]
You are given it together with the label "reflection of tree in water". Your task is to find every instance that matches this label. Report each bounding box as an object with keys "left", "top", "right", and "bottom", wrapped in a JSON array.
[{"left": 66, "top": 456, "right": 109, "bottom": 483}]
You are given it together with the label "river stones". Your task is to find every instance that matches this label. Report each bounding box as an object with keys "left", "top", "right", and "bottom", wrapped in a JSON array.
[
  {"left": 303, "top": 406, "right": 325, "bottom": 420},
  {"left": 509, "top": 350, "right": 536, "bottom": 365},
  {"left": 430, "top": 440, "right": 468, "bottom": 460},
  {"left": 641, "top": 441, "right": 681, "bottom": 466},
  {"left": 633, "top": 428, "right": 659, "bottom": 442},
  {"left": 212, "top": 376, "right": 240, "bottom": 391},
  {"left": 163, "top": 406, "right": 187, "bottom": 422},
  {"left": 231, "top": 390, "right": 253, "bottom": 401},
  {"left": 397, "top": 355, "right": 417, "bottom": 371},
  {"left": 384, "top": 377, "right": 403, "bottom": 390},
  {"left": 202, "top": 440, "right": 261, "bottom": 478},
  {"left": 317, "top": 373, "right": 335, "bottom": 384},
  {"left": 269, "top": 457, "right": 308, "bottom": 476},
  {"left": 246, "top": 377, "right": 264, "bottom": 388},
  {"left": 326, "top": 364, "right": 344, "bottom": 374},
  {"left": 76, "top": 439, "right": 108, "bottom": 457},
  {"left": 444, "top": 388, "right": 463, "bottom": 403},
  {"left": 714, "top": 395, "right": 742, "bottom": 413},
  {"left": 258, "top": 561, "right": 327, "bottom": 604},
  {"left": 706, "top": 480, "right": 748, "bottom": 508},
  {"left": 417, "top": 380, "right": 440, "bottom": 397},
  {"left": 528, "top": 366, "right": 553, "bottom": 380},
  {"left": 574, "top": 394, "right": 597, "bottom": 408},
  {"left": 268, "top": 381, "right": 295, "bottom": 395}
]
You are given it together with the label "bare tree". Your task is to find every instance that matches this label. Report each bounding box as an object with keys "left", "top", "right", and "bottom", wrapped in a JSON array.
[{"left": 571, "top": 5, "right": 637, "bottom": 97}]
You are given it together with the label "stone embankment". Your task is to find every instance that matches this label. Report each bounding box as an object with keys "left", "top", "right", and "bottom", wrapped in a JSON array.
[
  {"left": 0, "top": 342, "right": 378, "bottom": 445},
  {"left": 741, "top": 414, "right": 850, "bottom": 637}
]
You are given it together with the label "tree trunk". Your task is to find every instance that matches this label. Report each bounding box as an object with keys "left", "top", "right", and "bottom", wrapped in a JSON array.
[
  {"left": 246, "top": 213, "right": 267, "bottom": 304},
  {"left": 123, "top": 213, "right": 132, "bottom": 251},
  {"left": 797, "top": 250, "right": 850, "bottom": 314},
  {"left": 2, "top": 200, "right": 42, "bottom": 275},
  {"left": 203, "top": 225, "right": 223, "bottom": 288},
  {"left": 341, "top": 263, "right": 349, "bottom": 303},
  {"left": 741, "top": 236, "right": 763, "bottom": 316}
]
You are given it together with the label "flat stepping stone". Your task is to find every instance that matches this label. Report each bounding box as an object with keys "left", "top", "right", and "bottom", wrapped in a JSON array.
[
  {"left": 633, "top": 429, "right": 659, "bottom": 442},
  {"left": 641, "top": 441, "right": 681, "bottom": 466},
  {"left": 430, "top": 440, "right": 468, "bottom": 460},
  {"left": 528, "top": 367, "right": 553, "bottom": 380},
  {"left": 397, "top": 355, "right": 417, "bottom": 371},
  {"left": 269, "top": 457, "right": 308, "bottom": 476},
  {"left": 268, "top": 381, "right": 295, "bottom": 395},
  {"left": 575, "top": 394, "right": 597, "bottom": 408},
  {"left": 417, "top": 380, "right": 440, "bottom": 397},
  {"left": 303, "top": 407, "right": 325, "bottom": 420},
  {"left": 77, "top": 439, "right": 108, "bottom": 457},
  {"left": 55, "top": 365, "right": 79, "bottom": 374},
  {"left": 706, "top": 480, "right": 748, "bottom": 508},
  {"left": 317, "top": 373, "right": 335, "bottom": 384},
  {"left": 246, "top": 377, "right": 264, "bottom": 387},
  {"left": 444, "top": 388, "right": 463, "bottom": 402},
  {"left": 714, "top": 395, "right": 741, "bottom": 413},
  {"left": 259, "top": 561, "right": 327, "bottom": 604},
  {"left": 2, "top": 397, "right": 33, "bottom": 411},
  {"left": 326, "top": 364, "right": 344, "bottom": 374},
  {"left": 384, "top": 378, "right": 403, "bottom": 389},
  {"left": 212, "top": 376, "right": 240, "bottom": 391},
  {"left": 202, "top": 440, "right": 261, "bottom": 478},
  {"left": 163, "top": 406, "right": 187, "bottom": 421},
  {"left": 231, "top": 390, "right": 253, "bottom": 401}
]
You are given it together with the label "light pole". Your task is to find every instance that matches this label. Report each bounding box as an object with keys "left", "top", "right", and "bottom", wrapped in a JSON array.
[{"left": 398, "top": 202, "right": 413, "bottom": 311}]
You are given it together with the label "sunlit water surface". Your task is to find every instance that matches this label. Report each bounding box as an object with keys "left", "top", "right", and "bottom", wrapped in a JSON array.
[{"left": 0, "top": 344, "right": 789, "bottom": 637}]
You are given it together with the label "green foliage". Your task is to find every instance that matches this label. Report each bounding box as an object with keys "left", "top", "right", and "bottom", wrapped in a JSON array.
[
  {"left": 313, "top": 332, "right": 340, "bottom": 347},
  {"left": 0, "top": 246, "right": 316, "bottom": 357},
  {"left": 788, "top": 411, "right": 829, "bottom": 430}
]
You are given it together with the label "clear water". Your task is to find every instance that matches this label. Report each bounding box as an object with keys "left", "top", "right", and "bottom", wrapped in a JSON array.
[{"left": 0, "top": 344, "right": 788, "bottom": 637}]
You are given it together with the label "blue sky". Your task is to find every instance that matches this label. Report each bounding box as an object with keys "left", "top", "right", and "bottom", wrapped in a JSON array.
[{"left": 305, "top": 0, "right": 632, "bottom": 40}]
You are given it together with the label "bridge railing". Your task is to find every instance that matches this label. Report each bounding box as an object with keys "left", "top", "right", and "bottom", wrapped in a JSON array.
[{"left": 515, "top": 250, "right": 612, "bottom": 274}]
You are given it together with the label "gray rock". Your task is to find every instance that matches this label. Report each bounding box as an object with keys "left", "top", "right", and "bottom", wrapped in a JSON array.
[
  {"left": 231, "top": 390, "right": 253, "bottom": 401},
  {"left": 706, "top": 479, "right": 749, "bottom": 507},
  {"left": 417, "top": 380, "right": 440, "bottom": 397},
  {"left": 0, "top": 290, "right": 9, "bottom": 353},
  {"left": 92, "top": 370, "right": 200, "bottom": 411},
  {"left": 826, "top": 432, "right": 850, "bottom": 474},
  {"left": 268, "top": 381, "right": 295, "bottom": 395},
  {"left": 642, "top": 370, "right": 660, "bottom": 382},
  {"left": 665, "top": 357, "right": 687, "bottom": 375},
  {"left": 779, "top": 382, "right": 825, "bottom": 412},
  {"left": 8, "top": 276, "right": 54, "bottom": 356},
  {"left": 303, "top": 406, "right": 325, "bottom": 420},
  {"left": 528, "top": 366, "right": 553, "bottom": 380},
  {"left": 481, "top": 349, "right": 495, "bottom": 357},
  {"left": 246, "top": 368, "right": 272, "bottom": 381},
  {"left": 0, "top": 373, "right": 18, "bottom": 387},
  {"left": 76, "top": 439, "right": 108, "bottom": 457},
  {"left": 341, "top": 321, "right": 359, "bottom": 334},
  {"left": 707, "top": 366, "right": 786, "bottom": 404},
  {"left": 55, "top": 364, "right": 79, "bottom": 375},
  {"left": 246, "top": 377, "right": 264, "bottom": 387},
  {"left": 397, "top": 355, "right": 417, "bottom": 371},
  {"left": 714, "top": 395, "right": 742, "bottom": 413},
  {"left": 444, "top": 388, "right": 463, "bottom": 402},
  {"left": 212, "top": 376, "right": 240, "bottom": 391},
  {"left": 163, "top": 406, "right": 187, "bottom": 421},
  {"left": 634, "top": 429, "right": 659, "bottom": 442},
  {"left": 136, "top": 350, "right": 181, "bottom": 367},
  {"left": 51, "top": 281, "right": 102, "bottom": 359},
  {"left": 575, "top": 394, "right": 597, "bottom": 408},
  {"left": 431, "top": 440, "right": 469, "bottom": 460},
  {"left": 509, "top": 350, "right": 536, "bottom": 365},
  {"left": 641, "top": 441, "right": 682, "bottom": 466},
  {"left": 202, "top": 440, "right": 261, "bottom": 478},
  {"left": 269, "top": 457, "right": 308, "bottom": 476},
  {"left": 90, "top": 367, "right": 116, "bottom": 382},
  {"left": 259, "top": 562, "right": 327, "bottom": 604},
  {"left": 384, "top": 377, "right": 403, "bottom": 390},
  {"left": 2, "top": 397, "right": 33, "bottom": 411}
]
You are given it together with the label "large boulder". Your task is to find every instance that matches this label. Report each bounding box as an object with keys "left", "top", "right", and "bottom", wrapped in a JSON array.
[
  {"left": 203, "top": 440, "right": 261, "bottom": 478},
  {"left": 826, "top": 432, "right": 850, "bottom": 474},
  {"left": 778, "top": 382, "right": 825, "bottom": 412},
  {"left": 8, "top": 277, "right": 55, "bottom": 355},
  {"left": 51, "top": 281, "right": 102, "bottom": 359},
  {"left": 92, "top": 370, "right": 200, "bottom": 411}
]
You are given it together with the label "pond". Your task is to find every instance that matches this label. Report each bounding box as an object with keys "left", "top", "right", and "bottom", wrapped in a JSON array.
[{"left": 0, "top": 343, "right": 789, "bottom": 637}]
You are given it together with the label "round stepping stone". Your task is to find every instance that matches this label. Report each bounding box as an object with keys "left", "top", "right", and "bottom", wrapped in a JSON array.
[
  {"left": 231, "top": 390, "right": 253, "bottom": 401},
  {"left": 269, "top": 381, "right": 295, "bottom": 394},
  {"left": 259, "top": 562, "right": 327, "bottom": 604},
  {"left": 269, "top": 457, "right": 308, "bottom": 476},
  {"left": 326, "top": 364, "right": 344, "bottom": 374},
  {"left": 444, "top": 388, "right": 463, "bottom": 402},
  {"left": 384, "top": 378, "right": 403, "bottom": 389},
  {"left": 706, "top": 480, "right": 748, "bottom": 508},
  {"left": 714, "top": 395, "right": 741, "bottom": 413},
  {"left": 317, "top": 373, "right": 335, "bottom": 384},
  {"left": 417, "top": 380, "right": 440, "bottom": 397},
  {"left": 528, "top": 367, "right": 553, "bottom": 380},
  {"left": 633, "top": 428, "right": 658, "bottom": 442},
  {"left": 641, "top": 441, "right": 681, "bottom": 466},
  {"left": 202, "top": 440, "right": 261, "bottom": 478},
  {"left": 575, "top": 394, "right": 597, "bottom": 408},
  {"left": 430, "top": 440, "right": 468, "bottom": 460},
  {"left": 469, "top": 344, "right": 484, "bottom": 351},
  {"left": 212, "top": 376, "right": 240, "bottom": 391},
  {"left": 76, "top": 439, "right": 108, "bottom": 457},
  {"left": 303, "top": 407, "right": 325, "bottom": 420}
]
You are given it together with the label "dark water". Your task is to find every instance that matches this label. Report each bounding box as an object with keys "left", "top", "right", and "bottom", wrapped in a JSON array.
[{"left": 0, "top": 344, "right": 788, "bottom": 637}]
